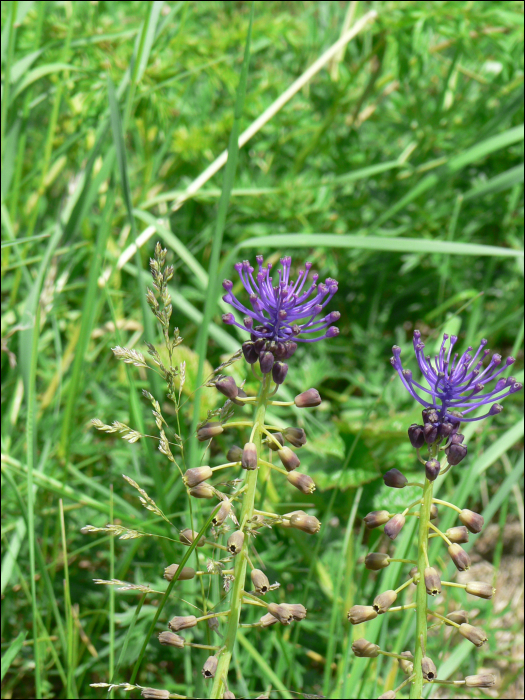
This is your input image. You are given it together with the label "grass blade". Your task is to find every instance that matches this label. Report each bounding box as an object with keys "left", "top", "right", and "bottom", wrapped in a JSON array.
[{"left": 1, "top": 631, "right": 27, "bottom": 682}]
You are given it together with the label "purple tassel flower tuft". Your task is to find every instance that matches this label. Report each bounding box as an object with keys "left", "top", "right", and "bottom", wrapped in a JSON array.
[
  {"left": 221, "top": 256, "right": 339, "bottom": 344},
  {"left": 391, "top": 332, "right": 522, "bottom": 424}
]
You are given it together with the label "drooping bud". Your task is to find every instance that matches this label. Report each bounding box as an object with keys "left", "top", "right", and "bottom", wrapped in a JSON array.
[
  {"left": 259, "top": 350, "right": 275, "bottom": 374},
  {"left": 180, "top": 529, "right": 205, "bottom": 547},
  {"left": 278, "top": 446, "right": 300, "bottom": 472},
  {"left": 286, "top": 471, "right": 316, "bottom": 494},
  {"left": 197, "top": 422, "right": 223, "bottom": 441},
  {"left": 283, "top": 340, "right": 298, "bottom": 359},
  {"left": 459, "top": 623, "right": 488, "bottom": 646},
  {"left": 215, "top": 376, "right": 239, "bottom": 399},
  {"left": 183, "top": 466, "right": 213, "bottom": 487},
  {"left": 430, "top": 504, "right": 439, "bottom": 520},
  {"left": 424, "top": 567, "right": 441, "bottom": 596},
  {"left": 445, "top": 526, "right": 469, "bottom": 543},
  {"left": 289, "top": 512, "right": 321, "bottom": 534},
  {"left": 253, "top": 337, "right": 267, "bottom": 354},
  {"left": 408, "top": 424, "right": 425, "bottom": 448},
  {"left": 267, "top": 432, "right": 284, "bottom": 451},
  {"left": 294, "top": 389, "right": 321, "bottom": 408},
  {"left": 251, "top": 569, "right": 270, "bottom": 594},
  {"left": 365, "top": 553, "right": 390, "bottom": 571},
  {"left": 422, "top": 407, "right": 440, "bottom": 424},
  {"left": 465, "top": 675, "right": 496, "bottom": 688},
  {"left": 284, "top": 603, "right": 307, "bottom": 620},
  {"left": 373, "top": 590, "right": 397, "bottom": 613},
  {"left": 164, "top": 563, "right": 196, "bottom": 581},
  {"left": 400, "top": 651, "right": 414, "bottom": 674},
  {"left": 439, "top": 421, "right": 456, "bottom": 437},
  {"left": 279, "top": 510, "right": 306, "bottom": 528},
  {"left": 383, "top": 469, "right": 407, "bottom": 489},
  {"left": 445, "top": 610, "right": 469, "bottom": 626},
  {"left": 384, "top": 514, "right": 405, "bottom": 540},
  {"left": 227, "top": 530, "right": 245, "bottom": 555},
  {"left": 409, "top": 566, "right": 419, "bottom": 582},
  {"left": 259, "top": 612, "right": 278, "bottom": 627},
  {"left": 168, "top": 615, "right": 198, "bottom": 631},
  {"left": 189, "top": 483, "right": 216, "bottom": 499},
  {"left": 364, "top": 510, "right": 390, "bottom": 529},
  {"left": 422, "top": 656, "right": 437, "bottom": 681},
  {"left": 347, "top": 605, "right": 378, "bottom": 624},
  {"left": 465, "top": 582, "right": 495, "bottom": 599},
  {"left": 448, "top": 543, "right": 471, "bottom": 571},
  {"left": 158, "top": 631, "right": 185, "bottom": 648},
  {"left": 459, "top": 509, "right": 484, "bottom": 534},
  {"left": 283, "top": 427, "right": 307, "bottom": 447},
  {"left": 352, "top": 638, "right": 380, "bottom": 658},
  {"left": 242, "top": 442, "right": 258, "bottom": 470},
  {"left": 242, "top": 341, "right": 258, "bottom": 364},
  {"left": 212, "top": 500, "right": 232, "bottom": 526},
  {"left": 272, "top": 362, "right": 288, "bottom": 385},
  {"left": 202, "top": 655, "right": 218, "bottom": 678},
  {"left": 425, "top": 459, "right": 441, "bottom": 482},
  {"left": 227, "top": 445, "right": 243, "bottom": 462},
  {"left": 267, "top": 603, "right": 294, "bottom": 624},
  {"left": 423, "top": 422, "right": 439, "bottom": 444},
  {"left": 141, "top": 689, "right": 170, "bottom": 700},
  {"left": 445, "top": 442, "right": 468, "bottom": 465}
]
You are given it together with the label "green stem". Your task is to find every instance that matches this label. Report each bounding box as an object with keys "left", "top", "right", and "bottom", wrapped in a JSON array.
[
  {"left": 210, "top": 375, "right": 271, "bottom": 698},
  {"left": 410, "top": 476, "right": 434, "bottom": 699}
]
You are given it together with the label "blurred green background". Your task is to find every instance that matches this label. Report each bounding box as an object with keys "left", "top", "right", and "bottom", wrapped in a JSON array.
[{"left": 1, "top": 1, "right": 523, "bottom": 698}]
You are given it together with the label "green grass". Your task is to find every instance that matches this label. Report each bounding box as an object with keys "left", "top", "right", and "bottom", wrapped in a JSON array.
[{"left": 1, "top": 1, "right": 523, "bottom": 699}]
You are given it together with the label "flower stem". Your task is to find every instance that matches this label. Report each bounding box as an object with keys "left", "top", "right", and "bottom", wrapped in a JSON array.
[
  {"left": 210, "top": 375, "right": 271, "bottom": 698},
  {"left": 410, "top": 476, "right": 434, "bottom": 699}
]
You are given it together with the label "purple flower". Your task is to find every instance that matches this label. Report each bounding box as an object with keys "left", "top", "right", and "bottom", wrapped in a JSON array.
[
  {"left": 221, "top": 256, "right": 339, "bottom": 343},
  {"left": 391, "top": 331, "right": 522, "bottom": 423}
]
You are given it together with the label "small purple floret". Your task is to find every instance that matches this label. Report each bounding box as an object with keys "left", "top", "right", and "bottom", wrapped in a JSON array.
[
  {"left": 392, "top": 332, "right": 522, "bottom": 423},
  {"left": 221, "top": 256, "right": 339, "bottom": 343}
]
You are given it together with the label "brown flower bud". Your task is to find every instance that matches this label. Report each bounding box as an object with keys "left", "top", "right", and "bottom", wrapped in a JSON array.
[
  {"left": 279, "top": 510, "right": 306, "bottom": 528},
  {"left": 202, "top": 655, "right": 218, "bottom": 678},
  {"left": 189, "top": 483, "right": 216, "bottom": 499},
  {"left": 422, "top": 656, "right": 437, "bottom": 681},
  {"left": 383, "top": 468, "right": 407, "bottom": 488},
  {"left": 242, "top": 442, "right": 258, "bottom": 470},
  {"left": 215, "top": 376, "right": 238, "bottom": 399},
  {"left": 384, "top": 514, "right": 405, "bottom": 540},
  {"left": 378, "top": 692, "right": 396, "bottom": 699},
  {"left": 286, "top": 471, "right": 316, "bottom": 494},
  {"left": 448, "top": 543, "right": 471, "bottom": 571},
  {"left": 459, "top": 623, "right": 488, "bottom": 647},
  {"left": 242, "top": 341, "right": 258, "bottom": 364},
  {"left": 423, "top": 422, "right": 438, "bottom": 444},
  {"left": 445, "top": 526, "right": 469, "bottom": 544},
  {"left": 294, "top": 388, "right": 321, "bottom": 408},
  {"left": 289, "top": 512, "right": 321, "bottom": 534},
  {"left": 352, "top": 638, "right": 380, "bottom": 658},
  {"left": 408, "top": 424, "right": 425, "bottom": 448},
  {"left": 227, "top": 530, "right": 245, "bottom": 555},
  {"left": 212, "top": 500, "right": 232, "bottom": 526},
  {"left": 424, "top": 567, "right": 441, "bottom": 596},
  {"left": 445, "top": 610, "right": 469, "bottom": 626},
  {"left": 465, "top": 674, "right": 496, "bottom": 688},
  {"left": 283, "top": 603, "right": 307, "bottom": 620},
  {"left": 272, "top": 361, "right": 288, "bottom": 385},
  {"left": 283, "top": 427, "right": 307, "bottom": 447},
  {"left": 259, "top": 350, "right": 275, "bottom": 374},
  {"left": 227, "top": 445, "right": 243, "bottom": 462},
  {"left": 180, "top": 529, "right": 205, "bottom": 547},
  {"left": 400, "top": 651, "right": 414, "bottom": 674},
  {"left": 278, "top": 446, "right": 300, "bottom": 472},
  {"left": 267, "top": 603, "right": 294, "bottom": 624},
  {"left": 197, "top": 422, "right": 223, "bottom": 441},
  {"left": 347, "top": 605, "right": 378, "bottom": 624},
  {"left": 465, "top": 581, "right": 495, "bottom": 600},
  {"left": 365, "top": 552, "right": 390, "bottom": 571},
  {"left": 445, "top": 442, "right": 467, "bottom": 465},
  {"left": 168, "top": 615, "right": 198, "bottom": 631},
  {"left": 259, "top": 612, "right": 278, "bottom": 627},
  {"left": 267, "top": 432, "right": 284, "bottom": 451},
  {"left": 430, "top": 504, "right": 438, "bottom": 520},
  {"left": 251, "top": 569, "right": 270, "bottom": 594},
  {"left": 373, "top": 590, "right": 397, "bottom": 613},
  {"left": 425, "top": 459, "right": 441, "bottom": 482},
  {"left": 141, "top": 689, "right": 170, "bottom": 700},
  {"left": 164, "top": 563, "right": 196, "bottom": 581},
  {"left": 158, "top": 631, "right": 185, "bottom": 648},
  {"left": 183, "top": 466, "right": 213, "bottom": 487},
  {"left": 223, "top": 692, "right": 236, "bottom": 699},
  {"left": 409, "top": 566, "right": 419, "bottom": 582},
  {"left": 459, "top": 509, "right": 484, "bottom": 534},
  {"left": 364, "top": 510, "right": 390, "bottom": 529}
]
